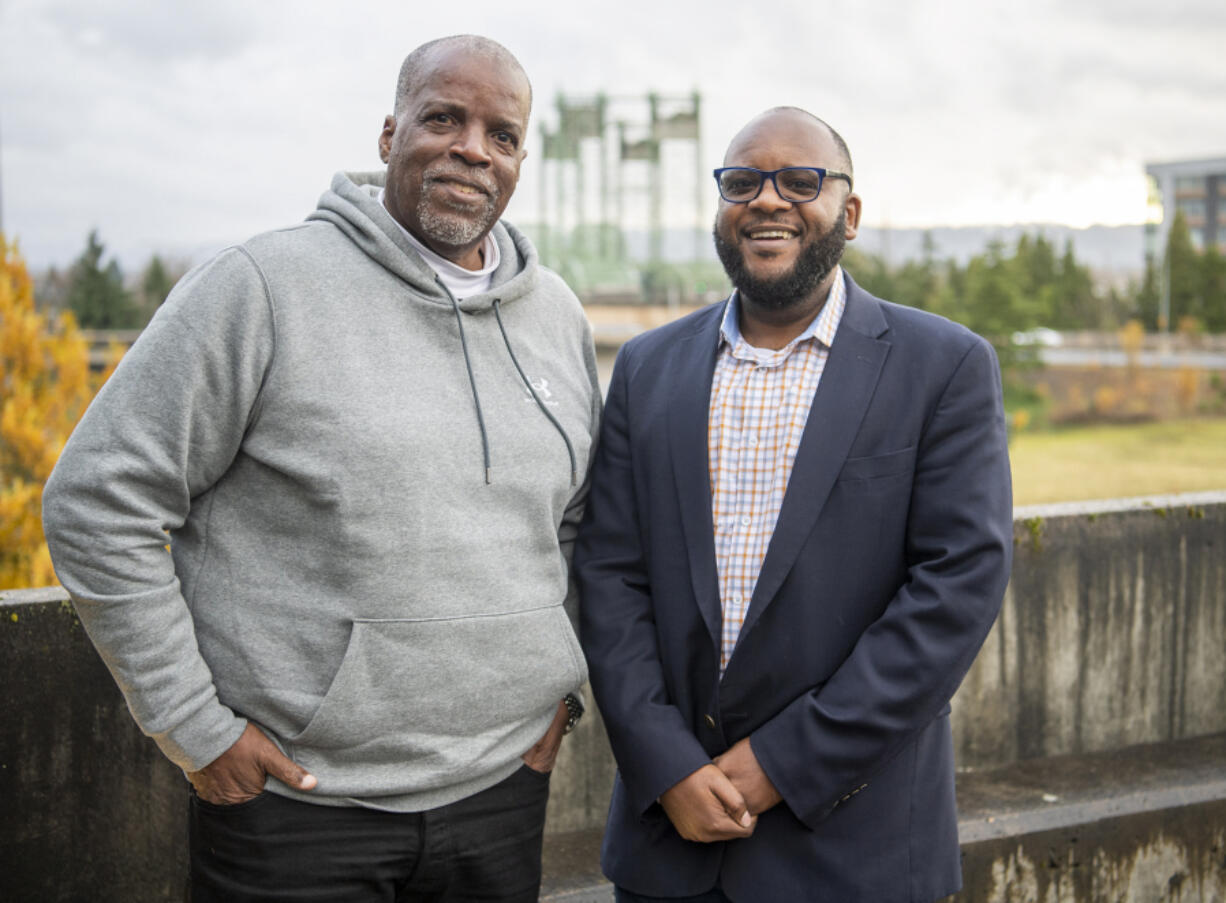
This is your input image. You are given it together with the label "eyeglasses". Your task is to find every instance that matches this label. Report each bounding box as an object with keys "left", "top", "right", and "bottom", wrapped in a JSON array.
[{"left": 713, "top": 167, "right": 853, "bottom": 204}]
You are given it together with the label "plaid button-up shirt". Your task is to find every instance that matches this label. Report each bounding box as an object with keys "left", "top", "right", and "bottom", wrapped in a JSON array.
[{"left": 708, "top": 268, "right": 847, "bottom": 670}]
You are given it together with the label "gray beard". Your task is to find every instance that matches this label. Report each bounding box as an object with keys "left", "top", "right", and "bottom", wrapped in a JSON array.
[
  {"left": 713, "top": 209, "right": 846, "bottom": 311},
  {"left": 415, "top": 181, "right": 499, "bottom": 249}
]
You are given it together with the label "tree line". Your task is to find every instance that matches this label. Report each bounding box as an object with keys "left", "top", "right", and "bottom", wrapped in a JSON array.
[
  {"left": 837, "top": 213, "right": 1225, "bottom": 416},
  {"left": 846, "top": 210, "right": 1226, "bottom": 339},
  {"left": 35, "top": 213, "right": 1226, "bottom": 339},
  {"left": 35, "top": 230, "right": 186, "bottom": 330},
  {"left": 4, "top": 216, "right": 1226, "bottom": 589},
  {"left": 1134, "top": 212, "right": 1226, "bottom": 335}
]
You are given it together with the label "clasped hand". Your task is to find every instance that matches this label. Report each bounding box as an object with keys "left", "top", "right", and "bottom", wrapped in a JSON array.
[{"left": 659, "top": 738, "right": 783, "bottom": 843}]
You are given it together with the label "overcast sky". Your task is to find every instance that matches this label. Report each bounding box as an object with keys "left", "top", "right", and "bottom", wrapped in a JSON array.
[{"left": 3, "top": 0, "right": 1225, "bottom": 271}]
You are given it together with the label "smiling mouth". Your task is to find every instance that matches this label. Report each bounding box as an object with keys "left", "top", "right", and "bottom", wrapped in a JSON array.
[
  {"left": 745, "top": 227, "right": 798, "bottom": 240},
  {"left": 429, "top": 176, "right": 491, "bottom": 197}
]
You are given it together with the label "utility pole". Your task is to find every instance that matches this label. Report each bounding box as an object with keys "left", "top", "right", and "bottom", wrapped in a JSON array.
[
  {"left": 692, "top": 91, "right": 703, "bottom": 263},
  {"left": 0, "top": 114, "right": 6, "bottom": 237}
]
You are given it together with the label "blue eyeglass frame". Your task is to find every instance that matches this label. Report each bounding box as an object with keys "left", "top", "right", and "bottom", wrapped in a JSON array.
[{"left": 712, "top": 166, "right": 853, "bottom": 203}]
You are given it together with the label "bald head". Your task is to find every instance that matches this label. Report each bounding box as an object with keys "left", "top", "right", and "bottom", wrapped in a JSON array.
[
  {"left": 712, "top": 105, "right": 862, "bottom": 334},
  {"left": 394, "top": 35, "right": 531, "bottom": 119},
  {"left": 724, "top": 106, "right": 853, "bottom": 183}
]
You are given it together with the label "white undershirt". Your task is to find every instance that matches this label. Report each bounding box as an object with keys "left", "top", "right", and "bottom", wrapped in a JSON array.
[{"left": 378, "top": 188, "right": 500, "bottom": 298}]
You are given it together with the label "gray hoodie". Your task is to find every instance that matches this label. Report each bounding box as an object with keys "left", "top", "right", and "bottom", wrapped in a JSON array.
[{"left": 42, "top": 171, "right": 600, "bottom": 811}]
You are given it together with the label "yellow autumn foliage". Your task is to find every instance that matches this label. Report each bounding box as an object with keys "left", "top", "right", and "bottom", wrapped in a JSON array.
[{"left": 1, "top": 234, "right": 117, "bottom": 589}]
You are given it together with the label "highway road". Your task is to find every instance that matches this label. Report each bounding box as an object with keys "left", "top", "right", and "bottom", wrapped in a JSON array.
[{"left": 1039, "top": 347, "right": 1226, "bottom": 370}]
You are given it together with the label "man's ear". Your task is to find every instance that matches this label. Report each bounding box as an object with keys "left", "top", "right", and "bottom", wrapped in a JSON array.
[
  {"left": 378, "top": 115, "right": 396, "bottom": 164},
  {"left": 844, "top": 193, "right": 863, "bottom": 241}
]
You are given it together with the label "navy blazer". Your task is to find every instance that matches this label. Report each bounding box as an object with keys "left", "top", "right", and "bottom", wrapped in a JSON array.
[{"left": 575, "top": 274, "right": 1013, "bottom": 902}]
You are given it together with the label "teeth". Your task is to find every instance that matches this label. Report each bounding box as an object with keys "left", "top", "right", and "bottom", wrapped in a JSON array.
[
  {"left": 748, "top": 230, "right": 794, "bottom": 239},
  {"left": 435, "top": 180, "right": 483, "bottom": 195}
]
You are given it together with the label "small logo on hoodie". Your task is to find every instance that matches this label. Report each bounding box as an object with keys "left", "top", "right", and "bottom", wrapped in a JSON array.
[{"left": 525, "top": 376, "right": 559, "bottom": 407}]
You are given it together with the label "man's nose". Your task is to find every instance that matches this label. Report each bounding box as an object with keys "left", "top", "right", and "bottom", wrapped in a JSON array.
[
  {"left": 450, "top": 125, "right": 492, "bottom": 166},
  {"left": 747, "top": 175, "right": 792, "bottom": 212}
]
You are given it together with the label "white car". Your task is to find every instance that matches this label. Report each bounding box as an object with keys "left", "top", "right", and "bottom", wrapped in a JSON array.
[{"left": 1011, "top": 327, "right": 1063, "bottom": 347}]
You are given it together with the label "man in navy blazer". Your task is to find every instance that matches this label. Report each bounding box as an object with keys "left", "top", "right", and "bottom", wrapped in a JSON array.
[{"left": 575, "top": 107, "right": 1013, "bottom": 902}]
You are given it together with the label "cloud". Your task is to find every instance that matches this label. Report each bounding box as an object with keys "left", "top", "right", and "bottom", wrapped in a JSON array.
[
  {"left": 39, "top": 0, "right": 260, "bottom": 63},
  {"left": 1067, "top": 0, "right": 1226, "bottom": 29},
  {"left": 3, "top": 0, "right": 1224, "bottom": 266}
]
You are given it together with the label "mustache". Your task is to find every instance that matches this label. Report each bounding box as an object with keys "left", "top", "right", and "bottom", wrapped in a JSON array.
[
  {"left": 737, "top": 216, "right": 795, "bottom": 230},
  {"left": 422, "top": 166, "right": 497, "bottom": 196}
]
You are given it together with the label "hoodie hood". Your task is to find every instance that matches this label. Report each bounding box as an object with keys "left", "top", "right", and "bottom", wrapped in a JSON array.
[
  {"left": 309, "top": 170, "right": 576, "bottom": 486},
  {"left": 307, "top": 170, "right": 541, "bottom": 314}
]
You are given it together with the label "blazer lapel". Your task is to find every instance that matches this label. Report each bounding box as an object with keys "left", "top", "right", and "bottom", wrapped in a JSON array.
[
  {"left": 667, "top": 304, "right": 726, "bottom": 650},
  {"left": 739, "top": 280, "right": 891, "bottom": 638}
]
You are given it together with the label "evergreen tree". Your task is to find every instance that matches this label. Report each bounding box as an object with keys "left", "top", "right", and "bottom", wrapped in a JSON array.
[
  {"left": 34, "top": 266, "right": 71, "bottom": 315},
  {"left": 1101, "top": 285, "right": 1130, "bottom": 330},
  {"left": 1014, "top": 234, "right": 1056, "bottom": 297},
  {"left": 944, "top": 258, "right": 968, "bottom": 322},
  {"left": 1051, "top": 240, "right": 1098, "bottom": 329},
  {"left": 65, "top": 230, "right": 139, "bottom": 329},
  {"left": 959, "top": 242, "right": 1039, "bottom": 336},
  {"left": 1010, "top": 233, "right": 1057, "bottom": 327},
  {"left": 958, "top": 242, "right": 1043, "bottom": 407},
  {"left": 841, "top": 246, "right": 895, "bottom": 301},
  {"left": 1134, "top": 260, "right": 1161, "bottom": 330},
  {"left": 139, "top": 254, "right": 177, "bottom": 317},
  {"left": 1200, "top": 245, "right": 1226, "bottom": 333},
  {"left": 1164, "top": 211, "right": 1201, "bottom": 329},
  {"left": 891, "top": 232, "right": 940, "bottom": 313}
]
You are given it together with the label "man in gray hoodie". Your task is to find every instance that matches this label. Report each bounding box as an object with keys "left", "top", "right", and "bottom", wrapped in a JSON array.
[{"left": 42, "top": 35, "right": 599, "bottom": 902}]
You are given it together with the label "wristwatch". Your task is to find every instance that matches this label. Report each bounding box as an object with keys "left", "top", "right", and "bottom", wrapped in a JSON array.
[{"left": 562, "top": 692, "right": 584, "bottom": 734}]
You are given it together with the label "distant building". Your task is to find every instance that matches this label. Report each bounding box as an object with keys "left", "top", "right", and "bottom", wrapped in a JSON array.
[{"left": 1145, "top": 156, "right": 1226, "bottom": 258}]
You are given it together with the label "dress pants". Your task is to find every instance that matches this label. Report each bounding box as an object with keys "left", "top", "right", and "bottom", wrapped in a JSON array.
[{"left": 188, "top": 764, "right": 550, "bottom": 903}]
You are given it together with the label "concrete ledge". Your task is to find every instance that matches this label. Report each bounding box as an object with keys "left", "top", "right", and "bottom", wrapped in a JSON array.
[
  {"left": 956, "top": 733, "right": 1226, "bottom": 844},
  {"left": 0, "top": 585, "right": 72, "bottom": 604},
  {"left": 951, "top": 734, "right": 1226, "bottom": 902},
  {"left": 1012, "top": 489, "right": 1226, "bottom": 520}
]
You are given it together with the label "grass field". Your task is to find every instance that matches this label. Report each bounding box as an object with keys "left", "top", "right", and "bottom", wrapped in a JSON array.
[{"left": 1009, "top": 418, "right": 1226, "bottom": 506}]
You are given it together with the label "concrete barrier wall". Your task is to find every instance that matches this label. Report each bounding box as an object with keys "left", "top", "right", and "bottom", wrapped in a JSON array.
[
  {"left": 0, "top": 588, "right": 186, "bottom": 903},
  {"left": 4, "top": 491, "right": 1226, "bottom": 899},
  {"left": 954, "top": 491, "right": 1226, "bottom": 771}
]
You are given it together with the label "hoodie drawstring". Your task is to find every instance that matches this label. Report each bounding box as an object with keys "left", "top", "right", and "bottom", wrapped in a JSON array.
[
  {"left": 439, "top": 280, "right": 578, "bottom": 487},
  {"left": 442, "top": 282, "right": 492, "bottom": 485},
  {"left": 493, "top": 299, "right": 578, "bottom": 487}
]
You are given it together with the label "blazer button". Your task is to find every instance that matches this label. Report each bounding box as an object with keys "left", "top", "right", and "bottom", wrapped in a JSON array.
[{"left": 704, "top": 714, "right": 717, "bottom": 729}]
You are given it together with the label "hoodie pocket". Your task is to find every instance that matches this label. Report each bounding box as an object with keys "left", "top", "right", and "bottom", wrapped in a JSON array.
[{"left": 285, "top": 604, "right": 584, "bottom": 796}]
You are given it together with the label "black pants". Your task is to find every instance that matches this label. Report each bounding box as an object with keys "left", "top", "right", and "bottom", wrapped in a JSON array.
[
  {"left": 615, "top": 887, "right": 731, "bottom": 903},
  {"left": 189, "top": 765, "right": 550, "bottom": 903}
]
